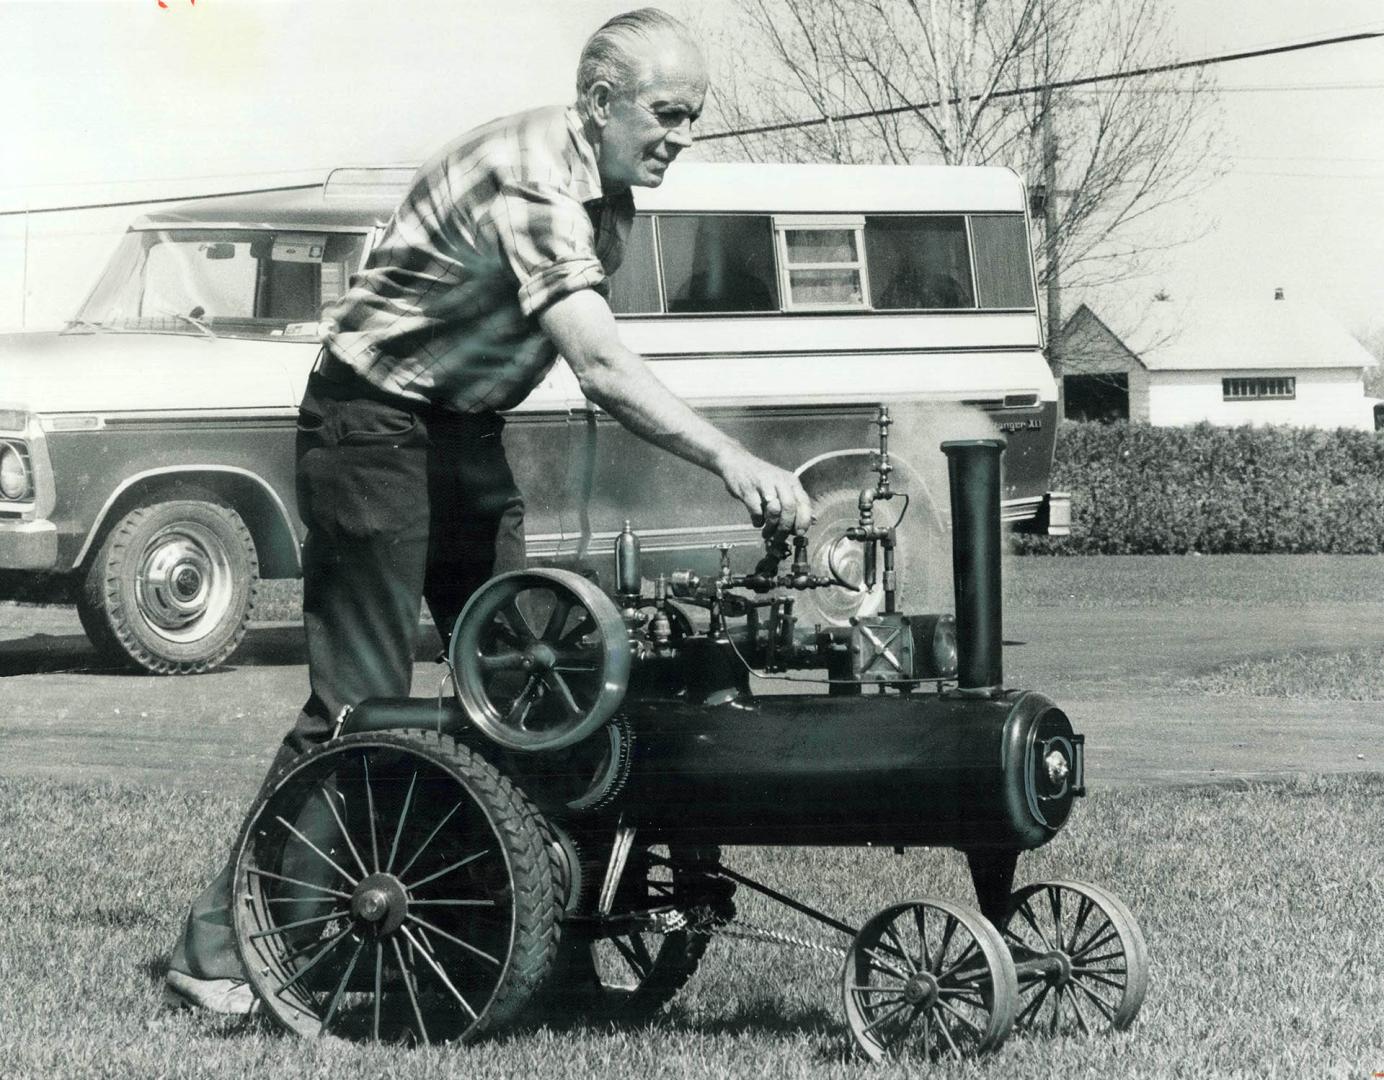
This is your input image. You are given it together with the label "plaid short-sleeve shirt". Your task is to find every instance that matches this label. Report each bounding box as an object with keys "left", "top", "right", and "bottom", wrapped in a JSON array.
[{"left": 322, "top": 105, "right": 634, "bottom": 413}]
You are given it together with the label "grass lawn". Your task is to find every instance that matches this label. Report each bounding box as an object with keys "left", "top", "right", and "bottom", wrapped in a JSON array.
[
  {"left": 2, "top": 773, "right": 1381, "bottom": 1079},
  {"left": 1004, "top": 552, "right": 1384, "bottom": 609},
  {"left": 1010, "top": 555, "right": 1384, "bottom": 700},
  {"left": 1192, "top": 647, "right": 1384, "bottom": 701}
]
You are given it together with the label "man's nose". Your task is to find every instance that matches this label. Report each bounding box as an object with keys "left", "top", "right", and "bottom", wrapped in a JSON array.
[{"left": 666, "top": 118, "right": 694, "bottom": 149}]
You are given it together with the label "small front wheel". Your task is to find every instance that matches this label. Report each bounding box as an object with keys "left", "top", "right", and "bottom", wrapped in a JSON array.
[
  {"left": 843, "top": 898, "right": 1017, "bottom": 1062},
  {"left": 78, "top": 498, "right": 258, "bottom": 674}
]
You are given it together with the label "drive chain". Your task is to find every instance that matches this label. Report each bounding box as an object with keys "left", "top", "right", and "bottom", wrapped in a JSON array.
[{"left": 683, "top": 905, "right": 848, "bottom": 958}]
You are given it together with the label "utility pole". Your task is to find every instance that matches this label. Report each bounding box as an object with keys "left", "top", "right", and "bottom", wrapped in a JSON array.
[
  {"left": 21, "top": 207, "right": 30, "bottom": 330},
  {"left": 1042, "top": 115, "right": 1060, "bottom": 378},
  {"left": 1037, "top": 0, "right": 1063, "bottom": 406}
]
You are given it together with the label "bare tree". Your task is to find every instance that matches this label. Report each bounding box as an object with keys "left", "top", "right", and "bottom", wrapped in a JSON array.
[{"left": 697, "top": 0, "right": 1221, "bottom": 294}]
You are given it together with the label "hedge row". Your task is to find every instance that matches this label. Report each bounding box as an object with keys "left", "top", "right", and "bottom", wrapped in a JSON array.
[{"left": 1017, "top": 421, "right": 1384, "bottom": 555}]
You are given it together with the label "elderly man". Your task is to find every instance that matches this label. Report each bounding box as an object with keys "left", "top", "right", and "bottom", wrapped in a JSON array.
[{"left": 163, "top": 7, "right": 811, "bottom": 1012}]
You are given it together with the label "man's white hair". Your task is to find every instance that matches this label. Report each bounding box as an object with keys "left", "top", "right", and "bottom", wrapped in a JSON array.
[{"left": 576, "top": 7, "right": 700, "bottom": 98}]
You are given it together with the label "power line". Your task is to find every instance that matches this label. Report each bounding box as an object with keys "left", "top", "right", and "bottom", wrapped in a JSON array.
[
  {"left": 0, "top": 182, "right": 323, "bottom": 218},
  {"left": 1232, "top": 154, "right": 1384, "bottom": 164},
  {"left": 699, "top": 28, "right": 1384, "bottom": 142},
  {"left": 1077, "top": 81, "right": 1384, "bottom": 94},
  {"left": 1231, "top": 170, "right": 1384, "bottom": 181},
  {"left": 0, "top": 166, "right": 333, "bottom": 193},
  {"left": 6, "top": 30, "right": 1382, "bottom": 214}
]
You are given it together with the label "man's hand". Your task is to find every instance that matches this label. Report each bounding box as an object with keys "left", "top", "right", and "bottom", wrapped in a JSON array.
[
  {"left": 715, "top": 445, "right": 814, "bottom": 535},
  {"left": 539, "top": 290, "right": 815, "bottom": 535}
]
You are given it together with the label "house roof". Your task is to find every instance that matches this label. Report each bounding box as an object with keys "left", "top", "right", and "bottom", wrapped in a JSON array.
[{"left": 1064, "top": 297, "right": 1377, "bottom": 372}]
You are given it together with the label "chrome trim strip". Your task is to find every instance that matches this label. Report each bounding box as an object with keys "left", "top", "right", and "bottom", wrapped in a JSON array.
[
  {"left": 793, "top": 446, "right": 878, "bottom": 479},
  {"left": 130, "top": 223, "right": 373, "bottom": 235},
  {"left": 615, "top": 308, "right": 1038, "bottom": 322},
  {"left": 639, "top": 345, "right": 1046, "bottom": 359},
  {"left": 97, "top": 409, "right": 298, "bottom": 425}
]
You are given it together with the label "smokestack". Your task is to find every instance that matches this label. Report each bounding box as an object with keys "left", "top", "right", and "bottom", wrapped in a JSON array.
[
  {"left": 941, "top": 439, "right": 1006, "bottom": 695},
  {"left": 1274, "top": 287, "right": 1284, "bottom": 300}
]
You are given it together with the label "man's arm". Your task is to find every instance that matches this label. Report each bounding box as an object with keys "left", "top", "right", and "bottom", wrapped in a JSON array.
[{"left": 538, "top": 289, "right": 813, "bottom": 534}]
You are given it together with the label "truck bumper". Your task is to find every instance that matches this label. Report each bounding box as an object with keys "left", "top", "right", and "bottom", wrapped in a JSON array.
[
  {"left": 0, "top": 519, "right": 60, "bottom": 569},
  {"left": 1006, "top": 491, "right": 1071, "bottom": 537}
]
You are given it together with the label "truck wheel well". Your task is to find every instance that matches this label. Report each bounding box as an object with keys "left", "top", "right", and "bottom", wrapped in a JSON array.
[
  {"left": 796, "top": 450, "right": 943, "bottom": 531},
  {"left": 80, "top": 471, "right": 301, "bottom": 579}
]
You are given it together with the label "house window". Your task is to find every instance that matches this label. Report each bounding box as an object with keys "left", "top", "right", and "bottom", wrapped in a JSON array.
[
  {"left": 1223, "top": 377, "right": 1295, "bottom": 401},
  {"left": 1064, "top": 373, "right": 1128, "bottom": 422},
  {"left": 775, "top": 216, "right": 868, "bottom": 310}
]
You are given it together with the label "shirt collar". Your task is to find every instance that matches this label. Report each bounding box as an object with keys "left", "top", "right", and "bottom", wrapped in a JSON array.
[{"left": 565, "top": 106, "right": 607, "bottom": 205}]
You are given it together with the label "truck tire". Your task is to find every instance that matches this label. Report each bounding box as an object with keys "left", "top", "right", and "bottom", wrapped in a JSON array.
[
  {"left": 794, "top": 486, "right": 954, "bottom": 628},
  {"left": 77, "top": 498, "right": 258, "bottom": 674}
]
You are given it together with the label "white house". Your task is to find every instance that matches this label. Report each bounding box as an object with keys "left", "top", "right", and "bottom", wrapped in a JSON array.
[{"left": 1058, "top": 292, "right": 1380, "bottom": 431}]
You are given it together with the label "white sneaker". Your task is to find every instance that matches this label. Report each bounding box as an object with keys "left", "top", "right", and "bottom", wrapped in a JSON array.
[{"left": 162, "top": 969, "right": 259, "bottom": 1015}]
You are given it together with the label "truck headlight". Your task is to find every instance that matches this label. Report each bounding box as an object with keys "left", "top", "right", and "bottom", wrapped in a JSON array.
[{"left": 0, "top": 442, "right": 31, "bottom": 500}]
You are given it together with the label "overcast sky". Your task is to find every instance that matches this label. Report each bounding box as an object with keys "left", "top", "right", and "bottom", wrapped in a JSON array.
[{"left": 1, "top": 0, "right": 1382, "bottom": 336}]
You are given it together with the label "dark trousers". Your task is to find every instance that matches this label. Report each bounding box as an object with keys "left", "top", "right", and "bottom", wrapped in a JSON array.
[{"left": 170, "top": 362, "right": 525, "bottom": 980}]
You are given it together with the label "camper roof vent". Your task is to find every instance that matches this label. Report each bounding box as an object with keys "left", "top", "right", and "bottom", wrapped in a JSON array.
[{"left": 323, "top": 166, "right": 418, "bottom": 200}]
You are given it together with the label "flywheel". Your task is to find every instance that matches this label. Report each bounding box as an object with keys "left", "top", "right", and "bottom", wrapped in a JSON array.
[{"left": 449, "top": 569, "right": 631, "bottom": 751}]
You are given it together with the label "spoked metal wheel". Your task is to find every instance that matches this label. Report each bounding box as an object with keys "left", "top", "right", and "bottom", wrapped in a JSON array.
[
  {"left": 842, "top": 898, "right": 1018, "bottom": 1063},
  {"left": 1000, "top": 880, "right": 1149, "bottom": 1036},
  {"left": 233, "top": 732, "right": 559, "bottom": 1045},
  {"left": 450, "top": 569, "right": 631, "bottom": 751},
  {"left": 552, "top": 845, "right": 727, "bottom": 1022}
]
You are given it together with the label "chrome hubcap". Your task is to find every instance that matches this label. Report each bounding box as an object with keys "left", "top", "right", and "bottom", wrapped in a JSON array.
[{"left": 136, "top": 524, "right": 234, "bottom": 642}]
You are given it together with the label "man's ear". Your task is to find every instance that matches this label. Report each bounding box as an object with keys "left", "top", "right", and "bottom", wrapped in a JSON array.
[{"left": 583, "top": 81, "right": 614, "bottom": 129}]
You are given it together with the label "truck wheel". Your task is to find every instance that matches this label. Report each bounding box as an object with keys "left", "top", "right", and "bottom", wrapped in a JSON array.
[
  {"left": 77, "top": 498, "right": 258, "bottom": 674},
  {"left": 796, "top": 487, "right": 946, "bottom": 628}
]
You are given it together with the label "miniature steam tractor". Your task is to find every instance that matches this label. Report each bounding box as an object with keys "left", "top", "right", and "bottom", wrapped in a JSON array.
[{"left": 230, "top": 409, "right": 1148, "bottom": 1061}]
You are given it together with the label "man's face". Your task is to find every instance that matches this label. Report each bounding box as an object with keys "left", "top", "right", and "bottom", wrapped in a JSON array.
[{"left": 597, "top": 38, "right": 707, "bottom": 189}]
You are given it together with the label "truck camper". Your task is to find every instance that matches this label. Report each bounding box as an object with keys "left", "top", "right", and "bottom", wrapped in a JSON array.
[{"left": 0, "top": 161, "right": 1066, "bottom": 673}]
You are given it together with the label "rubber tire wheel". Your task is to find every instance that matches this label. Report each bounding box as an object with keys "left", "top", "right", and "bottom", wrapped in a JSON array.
[
  {"left": 233, "top": 730, "right": 561, "bottom": 1045},
  {"left": 546, "top": 844, "right": 720, "bottom": 1023},
  {"left": 77, "top": 498, "right": 258, "bottom": 674},
  {"left": 793, "top": 487, "right": 945, "bottom": 628}
]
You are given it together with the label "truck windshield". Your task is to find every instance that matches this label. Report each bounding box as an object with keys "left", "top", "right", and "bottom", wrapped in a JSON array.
[{"left": 69, "top": 228, "right": 367, "bottom": 340}]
